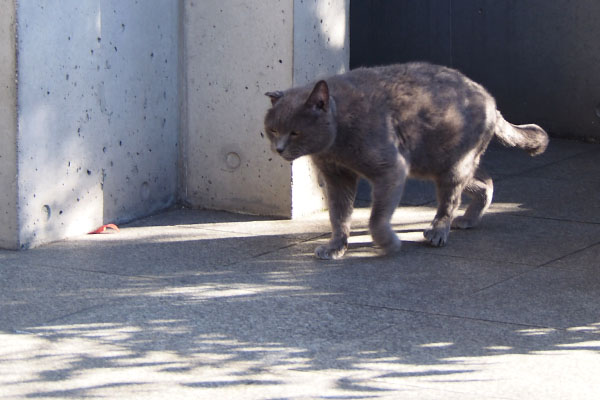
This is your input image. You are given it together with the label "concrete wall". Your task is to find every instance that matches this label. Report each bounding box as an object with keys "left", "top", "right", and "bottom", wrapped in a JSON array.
[
  {"left": 293, "top": 0, "right": 350, "bottom": 86},
  {"left": 180, "top": 0, "right": 294, "bottom": 217},
  {"left": 181, "top": 0, "right": 349, "bottom": 218},
  {"left": 0, "top": 0, "right": 18, "bottom": 249},
  {"left": 15, "top": 1, "right": 180, "bottom": 248},
  {"left": 292, "top": 0, "right": 350, "bottom": 218},
  {"left": 1, "top": 0, "right": 349, "bottom": 249}
]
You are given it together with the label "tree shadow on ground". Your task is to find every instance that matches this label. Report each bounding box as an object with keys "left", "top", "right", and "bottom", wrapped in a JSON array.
[{"left": 1, "top": 203, "right": 599, "bottom": 398}]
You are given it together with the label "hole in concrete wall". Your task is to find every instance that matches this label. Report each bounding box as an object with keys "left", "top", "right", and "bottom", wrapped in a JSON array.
[
  {"left": 140, "top": 182, "right": 150, "bottom": 200},
  {"left": 226, "top": 152, "right": 241, "bottom": 170},
  {"left": 42, "top": 205, "right": 51, "bottom": 221}
]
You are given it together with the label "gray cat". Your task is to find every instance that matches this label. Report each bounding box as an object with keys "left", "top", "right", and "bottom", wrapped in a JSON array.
[{"left": 264, "top": 62, "right": 548, "bottom": 259}]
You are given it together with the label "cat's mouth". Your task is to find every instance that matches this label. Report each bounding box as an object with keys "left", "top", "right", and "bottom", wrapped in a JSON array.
[
  {"left": 279, "top": 154, "right": 297, "bottom": 162},
  {"left": 274, "top": 147, "right": 300, "bottom": 161}
]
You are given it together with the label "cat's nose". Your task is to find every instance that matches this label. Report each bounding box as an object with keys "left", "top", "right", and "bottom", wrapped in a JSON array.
[{"left": 275, "top": 138, "right": 287, "bottom": 154}]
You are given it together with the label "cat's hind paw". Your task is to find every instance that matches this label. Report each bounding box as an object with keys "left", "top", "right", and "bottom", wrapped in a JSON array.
[
  {"left": 315, "top": 245, "right": 347, "bottom": 260},
  {"left": 451, "top": 216, "right": 479, "bottom": 230},
  {"left": 424, "top": 227, "right": 449, "bottom": 247}
]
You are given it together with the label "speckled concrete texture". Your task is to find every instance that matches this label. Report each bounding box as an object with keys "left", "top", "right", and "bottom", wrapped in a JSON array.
[
  {"left": 2, "top": 1, "right": 351, "bottom": 249},
  {"left": 14, "top": 1, "right": 180, "bottom": 248},
  {"left": 180, "top": 0, "right": 349, "bottom": 218},
  {"left": 0, "top": 0, "right": 18, "bottom": 249},
  {"left": 1, "top": 140, "right": 599, "bottom": 399}
]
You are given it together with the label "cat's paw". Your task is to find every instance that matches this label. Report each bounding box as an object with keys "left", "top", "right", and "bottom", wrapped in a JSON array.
[
  {"left": 379, "top": 236, "right": 402, "bottom": 256},
  {"left": 451, "top": 216, "right": 477, "bottom": 230},
  {"left": 315, "top": 245, "right": 347, "bottom": 260},
  {"left": 424, "top": 227, "right": 449, "bottom": 247}
]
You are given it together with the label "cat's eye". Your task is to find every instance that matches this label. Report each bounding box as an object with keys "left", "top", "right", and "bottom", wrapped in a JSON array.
[{"left": 290, "top": 131, "right": 300, "bottom": 137}]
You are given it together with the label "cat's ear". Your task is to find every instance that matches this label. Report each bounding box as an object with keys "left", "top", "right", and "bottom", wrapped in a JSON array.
[
  {"left": 306, "top": 80, "right": 329, "bottom": 111},
  {"left": 265, "top": 91, "right": 284, "bottom": 106}
]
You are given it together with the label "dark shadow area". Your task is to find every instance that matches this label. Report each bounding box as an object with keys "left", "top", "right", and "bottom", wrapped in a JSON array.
[{"left": 350, "top": 0, "right": 600, "bottom": 141}]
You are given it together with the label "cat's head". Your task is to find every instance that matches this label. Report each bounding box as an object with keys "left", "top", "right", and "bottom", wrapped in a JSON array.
[{"left": 263, "top": 80, "right": 336, "bottom": 161}]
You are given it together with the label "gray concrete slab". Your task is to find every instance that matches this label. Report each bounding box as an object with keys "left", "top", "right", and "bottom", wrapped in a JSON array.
[
  {"left": 490, "top": 143, "right": 600, "bottom": 224},
  {"left": 1, "top": 141, "right": 599, "bottom": 399},
  {"left": 417, "top": 212, "right": 600, "bottom": 265},
  {"left": 519, "top": 144, "right": 600, "bottom": 182},
  {"left": 481, "top": 138, "right": 597, "bottom": 178},
  {"left": 470, "top": 139, "right": 600, "bottom": 230},
  {"left": 447, "top": 243, "right": 600, "bottom": 329},
  {"left": 493, "top": 175, "right": 600, "bottom": 223},
  {"left": 0, "top": 263, "right": 146, "bottom": 330},
  {"left": 334, "top": 316, "right": 600, "bottom": 400},
  {"left": 251, "top": 247, "right": 538, "bottom": 314},
  {"left": 15, "top": 212, "right": 329, "bottom": 279}
]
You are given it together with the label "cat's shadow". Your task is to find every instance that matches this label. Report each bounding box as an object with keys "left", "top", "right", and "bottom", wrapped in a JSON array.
[
  {"left": 344, "top": 228, "right": 429, "bottom": 257},
  {"left": 350, "top": 228, "right": 425, "bottom": 237}
]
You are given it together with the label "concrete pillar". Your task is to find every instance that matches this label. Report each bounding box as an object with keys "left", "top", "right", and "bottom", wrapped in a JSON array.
[
  {"left": 2, "top": 1, "right": 180, "bottom": 249},
  {"left": 180, "top": 0, "right": 349, "bottom": 218},
  {"left": 0, "top": 0, "right": 18, "bottom": 249}
]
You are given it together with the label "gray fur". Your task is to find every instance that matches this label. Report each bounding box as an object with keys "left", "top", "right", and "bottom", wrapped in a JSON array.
[{"left": 263, "top": 62, "right": 549, "bottom": 259}]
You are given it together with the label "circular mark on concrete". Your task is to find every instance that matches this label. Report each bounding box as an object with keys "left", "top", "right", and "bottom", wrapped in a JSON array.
[
  {"left": 226, "top": 152, "right": 241, "bottom": 170},
  {"left": 595, "top": 103, "right": 600, "bottom": 119},
  {"left": 42, "top": 205, "right": 51, "bottom": 221},
  {"left": 140, "top": 181, "right": 150, "bottom": 200}
]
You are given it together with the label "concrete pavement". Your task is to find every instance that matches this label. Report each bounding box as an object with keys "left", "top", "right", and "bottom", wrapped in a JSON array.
[{"left": 1, "top": 139, "right": 599, "bottom": 399}]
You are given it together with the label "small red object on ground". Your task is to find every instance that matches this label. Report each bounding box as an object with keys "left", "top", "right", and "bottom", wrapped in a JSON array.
[{"left": 88, "top": 224, "right": 120, "bottom": 234}]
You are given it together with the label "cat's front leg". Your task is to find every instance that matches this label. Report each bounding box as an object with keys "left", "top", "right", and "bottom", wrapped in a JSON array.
[
  {"left": 315, "top": 165, "right": 358, "bottom": 260},
  {"left": 315, "top": 239, "right": 348, "bottom": 260}
]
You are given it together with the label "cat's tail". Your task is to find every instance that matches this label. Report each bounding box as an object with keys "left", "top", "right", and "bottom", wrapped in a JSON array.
[{"left": 493, "top": 111, "right": 549, "bottom": 156}]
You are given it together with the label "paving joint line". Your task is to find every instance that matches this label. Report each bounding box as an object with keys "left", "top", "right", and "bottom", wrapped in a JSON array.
[
  {"left": 471, "top": 240, "right": 600, "bottom": 295},
  {"left": 29, "top": 303, "right": 114, "bottom": 330},
  {"left": 420, "top": 250, "right": 535, "bottom": 268},
  {"left": 31, "top": 231, "right": 330, "bottom": 281},
  {"left": 505, "top": 213, "right": 600, "bottom": 226},
  {"left": 21, "top": 260, "right": 164, "bottom": 282},
  {"left": 334, "top": 300, "right": 558, "bottom": 331},
  {"left": 249, "top": 233, "right": 330, "bottom": 259},
  {"left": 537, "top": 240, "right": 600, "bottom": 268}
]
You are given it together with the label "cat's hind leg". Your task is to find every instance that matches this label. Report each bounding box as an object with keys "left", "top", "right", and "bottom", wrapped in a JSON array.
[
  {"left": 452, "top": 167, "right": 493, "bottom": 229},
  {"left": 315, "top": 166, "right": 358, "bottom": 260},
  {"left": 425, "top": 177, "right": 465, "bottom": 247}
]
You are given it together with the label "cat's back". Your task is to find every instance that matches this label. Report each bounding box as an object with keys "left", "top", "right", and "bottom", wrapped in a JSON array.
[{"left": 331, "top": 62, "right": 491, "bottom": 103}]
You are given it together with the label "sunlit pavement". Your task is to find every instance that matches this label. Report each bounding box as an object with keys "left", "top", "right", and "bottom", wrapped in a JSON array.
[{"left": 1, "top": 139, "right": 599, "bottom": 399}]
